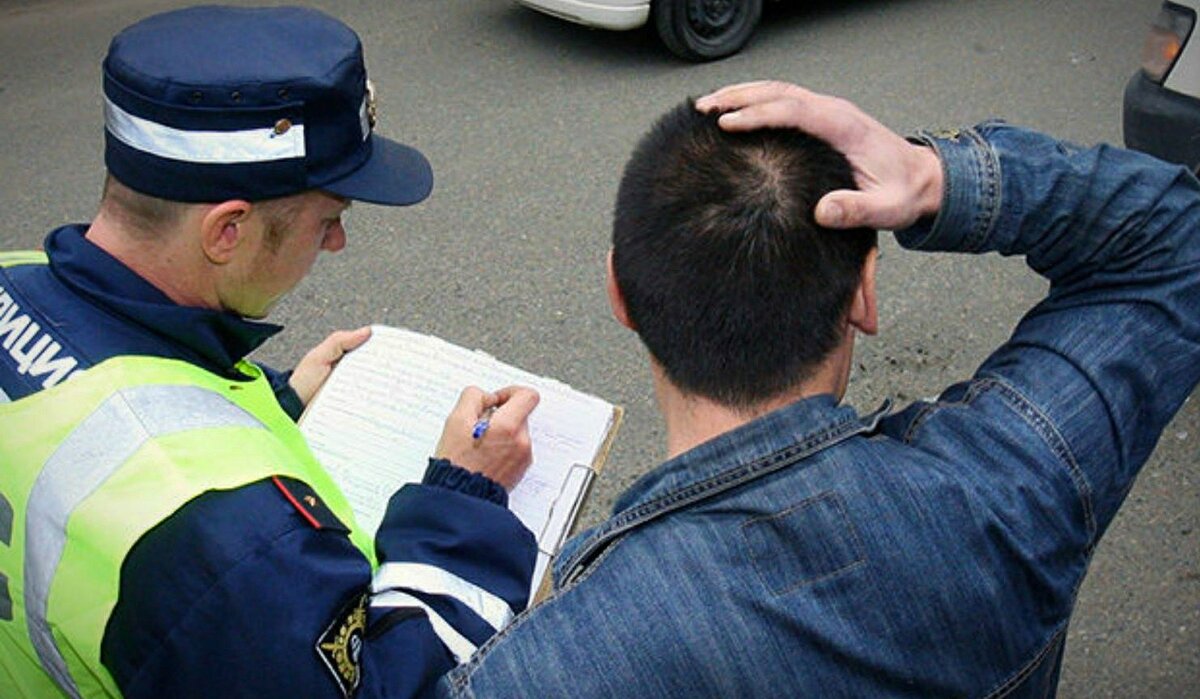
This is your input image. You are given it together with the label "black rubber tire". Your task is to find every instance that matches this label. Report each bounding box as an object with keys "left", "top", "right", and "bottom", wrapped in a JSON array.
[{"left": 653, "top": 0, "right": 763, "bottom": 62}]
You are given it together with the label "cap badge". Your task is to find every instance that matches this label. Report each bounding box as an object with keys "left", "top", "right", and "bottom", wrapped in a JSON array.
[{"left": 365, "top": 79, "right": 378, "bottom": 130}]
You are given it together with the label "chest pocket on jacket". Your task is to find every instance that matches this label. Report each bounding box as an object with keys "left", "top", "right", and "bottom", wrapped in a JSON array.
[{"left": 740, "top": 491, "right": 865, "bottom": 597}]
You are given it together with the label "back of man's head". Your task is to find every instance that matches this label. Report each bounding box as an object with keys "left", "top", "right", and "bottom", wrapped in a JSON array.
[{"left": 612, "top": 100, "right": 877, "bottom": 410}]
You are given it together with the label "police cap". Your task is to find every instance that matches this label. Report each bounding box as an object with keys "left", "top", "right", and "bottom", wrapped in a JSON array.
[{"left": 102, "top": 5, "right": 432, "bottom": 206}]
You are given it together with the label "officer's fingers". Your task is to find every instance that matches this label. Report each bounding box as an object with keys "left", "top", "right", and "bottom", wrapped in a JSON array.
[
  {"left": 448, "top": 386, "right": 494, "bottom": 421},
  {"left": 317, "top": 326, "right": 371, "bottom": 362},
  {"left": 333, "top": 326, "right": 372, "bottom": 353},
  {"left": 492, "top": 386, "right": 540, "bottom": 424}
]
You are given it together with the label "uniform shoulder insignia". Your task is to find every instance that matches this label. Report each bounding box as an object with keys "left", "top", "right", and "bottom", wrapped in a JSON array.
[
  {"left": 316, "top": 592, "right": 367, "bottom": 698},
  {"left": 272, "top": 476, "right": 349, "bottom": 533}
]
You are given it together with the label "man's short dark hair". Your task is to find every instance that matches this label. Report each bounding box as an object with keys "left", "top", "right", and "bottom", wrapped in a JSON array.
[{"left": 612, "top": 100, "right": 877, "bottom": 410}]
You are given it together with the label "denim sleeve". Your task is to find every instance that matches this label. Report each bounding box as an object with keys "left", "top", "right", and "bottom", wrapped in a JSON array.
[{"left": 894, "top": 122, "right": 1200, "bottom": 536}]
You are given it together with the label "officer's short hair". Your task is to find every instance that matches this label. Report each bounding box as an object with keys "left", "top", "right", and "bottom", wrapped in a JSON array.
[{"left": 100, "top": 174, "right": 304, "bottom": 250}]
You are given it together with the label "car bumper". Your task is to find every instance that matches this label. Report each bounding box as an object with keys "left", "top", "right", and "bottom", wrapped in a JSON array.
[
  {"left": 515, "top": 0, "right": 650, "bottom": 31},
  {"left": 1123, "top": 70, "right": 1200, "bottom": 172}
]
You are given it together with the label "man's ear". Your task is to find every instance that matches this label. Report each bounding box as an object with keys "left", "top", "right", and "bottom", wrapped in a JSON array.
[
  {"left": 606, "top": 249, "right": 635, "bottom": 330},
  {"left": 200, "top": 200, "right": 253, "bottom": 265},
  {"left": 848, "top": 247, "right": 878, "bottom": 336}
]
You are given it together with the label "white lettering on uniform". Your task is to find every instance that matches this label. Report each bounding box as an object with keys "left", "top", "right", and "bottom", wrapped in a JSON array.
[
  {"left": 0, "top": 287, "right": 80, "bottom": 389},
  {"left": 11, "top": 326, "right": 49, "bottom": 372},
  {"left": 0, "top": 296, "right": 29, "bottom": 349},
  {"left": 28, "top": 341, "right": 79, "bottom": 387}
]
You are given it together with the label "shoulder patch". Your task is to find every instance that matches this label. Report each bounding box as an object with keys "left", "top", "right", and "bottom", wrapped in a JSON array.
[
  {"left": 272, "top": 476, "right": 349, "bottom": 533},
  {"left": 316, "top": 592, "right": 368, "bottom": 698}
]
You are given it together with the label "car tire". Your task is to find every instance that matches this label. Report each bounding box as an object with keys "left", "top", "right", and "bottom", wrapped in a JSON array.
[{"left": 653, "top": 0, "right": 763, "bottom": 62}]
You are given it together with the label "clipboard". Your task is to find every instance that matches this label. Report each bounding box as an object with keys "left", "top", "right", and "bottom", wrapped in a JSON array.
[
  {"left": 298, "top": 325, "right": 623, "bottom": 603},
  {"left": 530, "top": 404, "right": 623, "bottom": 603}
]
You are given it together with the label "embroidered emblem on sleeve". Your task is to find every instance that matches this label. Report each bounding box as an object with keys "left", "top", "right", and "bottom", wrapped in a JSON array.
[{"left": 316, "top": 593, "right": 368, "bottom": 697}]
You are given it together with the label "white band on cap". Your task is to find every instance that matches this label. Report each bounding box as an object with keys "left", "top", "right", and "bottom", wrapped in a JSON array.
[{"left": 104, "top": 97, "right": 306, "bottom": 164}]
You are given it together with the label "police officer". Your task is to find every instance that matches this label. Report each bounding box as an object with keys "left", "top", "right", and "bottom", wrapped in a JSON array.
[{"left": 0, "top": 6, "right": 538, "bottom": 697}]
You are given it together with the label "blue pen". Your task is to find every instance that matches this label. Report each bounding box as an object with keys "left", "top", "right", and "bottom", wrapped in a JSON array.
[{"left": 472, "top": 406, "right": 497, "bottom": 440}]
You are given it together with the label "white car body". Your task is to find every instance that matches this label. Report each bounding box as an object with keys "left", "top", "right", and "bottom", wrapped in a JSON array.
[
  {"left": 515, "top": 0, "right": 650, "bottom": 31},
  {"left": 515, "top": 0, "right": 766, "bottom": 61}
]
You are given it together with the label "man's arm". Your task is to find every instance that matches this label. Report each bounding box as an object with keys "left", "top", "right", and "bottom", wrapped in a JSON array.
[
  {"left": 896, "top": 121, "right": 1200, "bottom": 531},
  {"left": 700, "top": 80, "right": 1200, "bottom": 537},
  {"left": 103, "top": 387, "right": 539, "bottom": 698}
]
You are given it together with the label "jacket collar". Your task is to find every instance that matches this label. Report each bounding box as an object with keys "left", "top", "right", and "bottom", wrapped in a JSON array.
[
  {"left": 614, "top": 394, "right": 872, "bottom": 515},
  {"left": 44, "top": 225, "right": 282, "bottom": 375},
  {"left": 554, "top": 394, "right": 890, "bottom": 587}
]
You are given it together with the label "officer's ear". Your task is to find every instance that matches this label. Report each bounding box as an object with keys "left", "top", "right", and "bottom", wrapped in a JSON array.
[{"left": 200, "top": 200, "right": 254, "bottom": 265}]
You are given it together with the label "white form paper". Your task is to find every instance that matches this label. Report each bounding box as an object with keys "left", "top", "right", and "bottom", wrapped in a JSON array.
[{"left": 300, "top": 325, "right": 615, "bottom": 597}]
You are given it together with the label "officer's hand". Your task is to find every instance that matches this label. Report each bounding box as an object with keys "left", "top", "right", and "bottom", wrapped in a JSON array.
[
  {"left": 695, "top": 81, "right": 944, "bottom": 231},
  {"left": 435, "top": 385, "right": 540, "bottom": 491},
  {"left": 289, "top": 327, "right": 372, "bottom": 406}
]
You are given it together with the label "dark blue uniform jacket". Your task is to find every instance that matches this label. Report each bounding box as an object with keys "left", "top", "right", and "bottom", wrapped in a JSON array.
[{"left": 0, "top": 226, "right": 536, "bottom": 698}]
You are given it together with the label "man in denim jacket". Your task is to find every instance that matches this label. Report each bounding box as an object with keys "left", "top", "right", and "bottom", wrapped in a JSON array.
[{"left": 439, "top": 82, "right": 1200, "bottom": 697}]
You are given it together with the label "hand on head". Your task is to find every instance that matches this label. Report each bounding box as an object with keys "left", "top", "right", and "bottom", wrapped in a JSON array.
[
  {"left": 696, "top": 81, "right": 944, "bottom": 231},
  {"left": 436, "top": 385, "right": 540, "bottom": 491}
]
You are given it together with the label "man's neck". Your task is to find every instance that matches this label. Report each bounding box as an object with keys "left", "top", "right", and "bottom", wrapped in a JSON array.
[
  {"left": 652, "top": 328, "right": 857, "bottom": 459},
  {"left": 84, "top": 212, "right": 215, "bottom": 309},
  {"left": 654, "top": 362, "right": 843, "bottom": 460}
]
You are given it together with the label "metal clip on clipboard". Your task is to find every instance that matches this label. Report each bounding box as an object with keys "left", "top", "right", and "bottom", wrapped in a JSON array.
[{"left": 536, "top": 463, "right": 597, "bottom": 557}]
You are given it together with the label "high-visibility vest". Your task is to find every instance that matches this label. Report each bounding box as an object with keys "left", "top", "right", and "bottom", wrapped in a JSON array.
[{"left": 0, "top": 252, "right": 373, "bottom": 697}]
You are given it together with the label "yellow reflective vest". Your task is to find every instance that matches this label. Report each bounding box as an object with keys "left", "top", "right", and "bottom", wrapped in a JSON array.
[{"left": 0, "top": 341, "right": 373, "bottom": 697}]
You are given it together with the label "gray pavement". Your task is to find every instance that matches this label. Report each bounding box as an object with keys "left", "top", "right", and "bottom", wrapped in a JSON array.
[{"left": 0, "top": 0, "right": 1195, "bottom": 696}]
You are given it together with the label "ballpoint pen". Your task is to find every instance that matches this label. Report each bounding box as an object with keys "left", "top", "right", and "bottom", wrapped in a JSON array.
[{"left": 472, "top": 406, "right": 497, "bottom": 440}]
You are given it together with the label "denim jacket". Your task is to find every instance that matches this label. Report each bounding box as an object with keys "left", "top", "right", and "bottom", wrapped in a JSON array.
[{"left": 439, "top": 123, "right": 1200, "bottom": 698}]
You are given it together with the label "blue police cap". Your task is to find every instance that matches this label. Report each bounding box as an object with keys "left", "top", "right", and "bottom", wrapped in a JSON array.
[{"left": 102, "top": 5, "right": 432, "bottom": 205}]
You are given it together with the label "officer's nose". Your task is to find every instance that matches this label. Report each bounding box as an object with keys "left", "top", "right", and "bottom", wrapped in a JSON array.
[{"left": 322, "top": 221, "right": 347, "bottom": 252}]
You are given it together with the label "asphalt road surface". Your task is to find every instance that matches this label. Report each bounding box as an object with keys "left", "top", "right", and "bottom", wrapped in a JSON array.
[{"left": 0, "top": 0, "right": 1195, "bottom": 696}]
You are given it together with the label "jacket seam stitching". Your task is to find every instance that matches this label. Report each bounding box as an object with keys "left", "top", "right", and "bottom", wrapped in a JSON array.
[
  {"left": 898, "top": 376, "right": 1096, "bottom": 540},
  {"left": 980, "top": 622, "right": 1068, "bottom": 699},
  {"left": 979, "top": 374, "right": 1097, "bottom": 539},
  {"left": 740, "top": 491, "right": 867, "bottom": 596},
  {"left": 963, "top": 126, "right": 1002, "bottom": 252}
]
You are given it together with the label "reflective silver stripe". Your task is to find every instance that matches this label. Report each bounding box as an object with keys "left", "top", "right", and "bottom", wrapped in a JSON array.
[
  {"left": 372, "top": 562, "right": 514, "bottom": 632},
  {"left": 371, "top": 590, "right": 477, "bottom": 663},
  {"left": 1, "top": 492, "right": 12, "bottom": 621},
  {"left": 0, "top": 491, "right": 11, "bottom": 545},
  {"left": 0, "top": 572, "right": 11, "bottom": 622},
  {"left": 24, "top": 384, "right": 264, "bottom": 698},
  {"left": 104, "top": 97, "right": 305, "bottom": 164}
]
